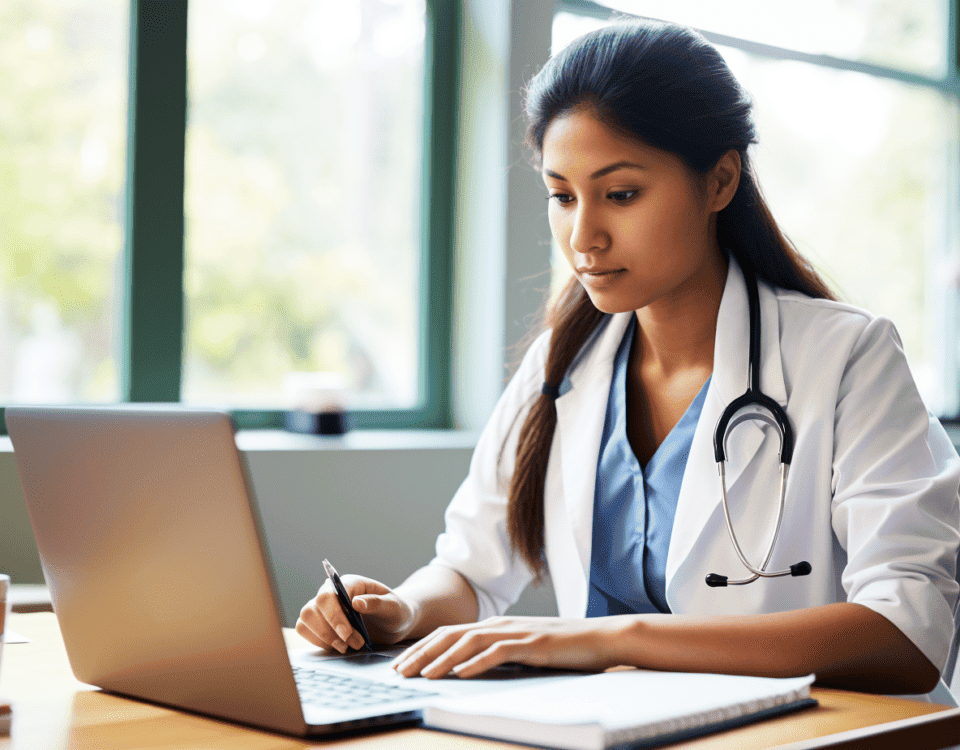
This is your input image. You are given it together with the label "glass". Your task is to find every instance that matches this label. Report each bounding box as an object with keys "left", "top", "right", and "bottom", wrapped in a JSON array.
[
  {"left": 551, "top": 9, "right": 960, "bottom": 415},
  {"left": 722, "top": 50, "right": 959, "bottom": 414},
  {"left": 580, "top": 1, "right": 949, "bottom": 77},
  {"left": 183, "top": 0, "right": 426, "bottom": 410},
  {"left": 0, "top": 0, "right": 127, "bottom": 403}
]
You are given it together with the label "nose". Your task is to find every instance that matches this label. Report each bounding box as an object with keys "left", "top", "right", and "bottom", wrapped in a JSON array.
[{"left": 568, "top": 201, "right": 609, "bottom": 256}]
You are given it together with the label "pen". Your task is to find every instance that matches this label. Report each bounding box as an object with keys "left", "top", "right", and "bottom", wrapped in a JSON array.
[{"left": 322, "top": 558, "right": 373, "bottom": 652}]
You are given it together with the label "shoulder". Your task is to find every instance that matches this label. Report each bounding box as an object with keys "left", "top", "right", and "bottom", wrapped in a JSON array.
[
  {"left": 772, "top": 287, "right": 899, "bottom": 356},
  {"left": 769, "top": 287, "right": 918, "bottom": 416},
  {"left": 774, "top": 287, "right": 874, "bottom": 328}
]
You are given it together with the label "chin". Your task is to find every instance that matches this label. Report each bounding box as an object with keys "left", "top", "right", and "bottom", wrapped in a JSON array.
[{"left": 583, "top": 289, "right": 642, "bottom": 315}]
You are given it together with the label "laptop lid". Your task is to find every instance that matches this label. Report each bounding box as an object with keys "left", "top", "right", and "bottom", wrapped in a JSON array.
[{"left": 6, "top": 406, "right": 310, "bottom": 735}]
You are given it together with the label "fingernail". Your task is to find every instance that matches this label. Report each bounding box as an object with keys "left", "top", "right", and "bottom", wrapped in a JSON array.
[
  {"left": 333, "top": 640, "right": 347, "bottom": 653},
  {"left": 335, "top": 626, "right": 350, "bottom": 641}
]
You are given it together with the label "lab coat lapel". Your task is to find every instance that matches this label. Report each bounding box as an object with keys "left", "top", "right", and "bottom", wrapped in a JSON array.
[
  {"left": 554, "top": 313, "right": 632, "bottom": 614},
  {"left": 665, "top": 258, "right": 788, "bottom": 589}
]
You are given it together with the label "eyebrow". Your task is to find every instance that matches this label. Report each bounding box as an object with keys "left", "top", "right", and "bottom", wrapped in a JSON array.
[{"left": 543, "top": 160, "right": 647, "bottom": 181}]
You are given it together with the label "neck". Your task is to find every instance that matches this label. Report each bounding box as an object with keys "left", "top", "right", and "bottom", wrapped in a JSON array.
[{"left": 634, "top": 250, "right": 728, "bottom": 378}]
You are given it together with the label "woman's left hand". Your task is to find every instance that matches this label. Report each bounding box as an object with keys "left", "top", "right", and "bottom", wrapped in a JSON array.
[{"left": 390, "top": 616, "right": 634, "bottom": 679}]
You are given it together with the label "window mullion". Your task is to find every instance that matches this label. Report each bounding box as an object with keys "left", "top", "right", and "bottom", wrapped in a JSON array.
[
  {"left": 121, "top": 0, "right": 187, "bottom": 402},
  {"left": 419, "top": 0, "right": 459, "bottom": 429}
]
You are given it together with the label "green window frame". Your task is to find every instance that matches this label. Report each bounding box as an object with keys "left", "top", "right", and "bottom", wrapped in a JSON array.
[{"left": 1, "top": 0, "right": 459, "bottom": 434}]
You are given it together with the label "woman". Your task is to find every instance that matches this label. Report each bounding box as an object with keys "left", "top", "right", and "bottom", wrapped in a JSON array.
[{"left": 296, "top": 20, "right": 960, "bottom": 700}]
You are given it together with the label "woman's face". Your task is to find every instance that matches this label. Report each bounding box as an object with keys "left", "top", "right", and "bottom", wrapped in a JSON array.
[{"left": 541, "top": 109, "right": 731, "bottom": 315}]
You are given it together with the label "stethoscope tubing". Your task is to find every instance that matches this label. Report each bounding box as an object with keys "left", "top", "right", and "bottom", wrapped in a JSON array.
[
  {"left": 705, "top": 263, "right": 810, "bottom": 587},
  {"left": 716, "top": 462, "right": 790, "bottom": 585}
]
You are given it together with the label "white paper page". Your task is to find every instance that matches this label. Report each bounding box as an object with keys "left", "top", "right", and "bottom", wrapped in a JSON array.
[{"left": 427, "top": 670, "right": 814, "bottom": 729}]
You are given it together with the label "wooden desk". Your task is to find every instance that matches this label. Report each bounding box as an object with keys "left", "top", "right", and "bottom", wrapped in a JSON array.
[{"left": 2, "top": 612, "right": 959, "bottom": 749}]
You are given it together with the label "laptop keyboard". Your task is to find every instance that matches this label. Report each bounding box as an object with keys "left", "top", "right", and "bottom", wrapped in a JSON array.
[{"left": 292, "top": 666, "right": 438, "bottom": 712}]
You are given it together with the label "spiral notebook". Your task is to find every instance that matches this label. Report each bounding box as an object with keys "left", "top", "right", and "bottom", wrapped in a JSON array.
[{"left": 423, "top": 670, "right": 816, "bottom": 750}]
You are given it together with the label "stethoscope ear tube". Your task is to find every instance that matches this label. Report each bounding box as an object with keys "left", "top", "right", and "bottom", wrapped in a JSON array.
[{"left": 705, "top": 267, "right": 808, "bottom": 587}]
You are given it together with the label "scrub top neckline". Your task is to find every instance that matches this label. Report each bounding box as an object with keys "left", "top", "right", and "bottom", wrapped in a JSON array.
[{"left": 619, "top": 318, "right": 713, "bottom": 472}]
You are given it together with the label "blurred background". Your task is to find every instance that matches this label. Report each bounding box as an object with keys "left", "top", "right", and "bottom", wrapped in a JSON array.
[
  {"left": 2, "top": 0, "right": 959, "bottom": 623},
  {"left": 2, "top": 0, "right": 958, "bottom": 421}
]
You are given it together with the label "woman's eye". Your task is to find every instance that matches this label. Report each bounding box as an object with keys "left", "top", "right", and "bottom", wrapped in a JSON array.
[
  {"left": 549, "top": 193, "right": 574, "bottom": 205},
  {"left": 608, "top": 190, "right": 638, "bottom": 202}
]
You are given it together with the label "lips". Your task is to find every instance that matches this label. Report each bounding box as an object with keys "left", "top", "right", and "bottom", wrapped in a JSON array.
[
  {"left": 577, "top": 267, "right": 623, "bottom": 276},
  {"left": 577, "top": 267, "right": 627, "bottom": 289}
]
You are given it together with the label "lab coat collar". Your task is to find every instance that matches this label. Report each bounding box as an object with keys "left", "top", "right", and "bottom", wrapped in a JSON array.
[
  {"left": 554, "top": 312, "right": 630, "bottom": 602},
  {"left": 552, "top": 256, "right": 788, "bottom": 615}
]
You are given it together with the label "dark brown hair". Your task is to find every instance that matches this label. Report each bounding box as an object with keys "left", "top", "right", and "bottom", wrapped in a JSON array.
[{"left": 507, "top": 19, "right": 836, "bottom": 581}]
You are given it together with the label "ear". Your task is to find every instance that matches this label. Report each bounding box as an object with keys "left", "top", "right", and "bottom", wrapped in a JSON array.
[{"left": 708, "top": 149, "right": 741, "bottom": 213}]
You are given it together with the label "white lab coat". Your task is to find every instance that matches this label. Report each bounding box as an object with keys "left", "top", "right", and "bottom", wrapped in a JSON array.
[{"left": 432, "top": 258, "right": 960, "bottom": 702}]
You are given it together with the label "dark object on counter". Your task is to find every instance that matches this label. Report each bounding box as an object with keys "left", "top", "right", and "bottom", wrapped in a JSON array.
[{"left": 284, "top": 409, "right": 349, "bottom": 435}]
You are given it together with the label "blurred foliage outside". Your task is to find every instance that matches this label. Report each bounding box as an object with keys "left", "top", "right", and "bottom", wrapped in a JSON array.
[
  {"left": 183, "top": 0, "right": 425, "bottom": 409},
  {"left": 3, "top": 0, "right": 957, "bottom": 415},
  {"left": 0, "top": 0, "right": 126, "bottom": 402}
]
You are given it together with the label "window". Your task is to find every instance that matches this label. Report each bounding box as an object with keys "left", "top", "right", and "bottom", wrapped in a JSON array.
[
  {"left": 0, "top": 0, "right": 128, "bottom": 404},
  {"left": 553, "top": 0, "right": 960, "bottom": 416},
  {"left": 184, "top": 0, "right": 426, "bottom": 412},
  {"left": 1, "top": 0, "right": 458, "bottom": 432}
]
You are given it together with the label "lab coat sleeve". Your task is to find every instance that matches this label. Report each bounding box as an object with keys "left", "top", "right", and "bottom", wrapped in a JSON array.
[
  {"left": 428, "top": 331, "right": 552, "bottom": 620},
  {"left": 831, "top": 315, "right": 960, "bottom": 673}
]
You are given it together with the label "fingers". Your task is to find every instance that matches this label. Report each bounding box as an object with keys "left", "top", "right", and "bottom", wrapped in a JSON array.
[
  {"left": 296, "top": 581, "right": 366, "bottom": 653},
  {"left": 351, "top": 587, "right": 416, "bottom": 644},
  {"left": 392, "top": 623, "right": 530, "bottom": 679},
  {"left": 352, "top": 594, "right": 403, "bottom": 633},
  {"left": 295, "top": 611, "right": 349, "bottom": 653},
  {"left": 449, "top": 638, "right": 533, "bottom": 678},
  {"left": 295, "top": 575, "right": 408, "bottom": 653},
  {"left": 352, "top": 594, "right": 386, "bottom": 615}
]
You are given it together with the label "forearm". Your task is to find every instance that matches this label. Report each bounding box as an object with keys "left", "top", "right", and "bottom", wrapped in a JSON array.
[
  {"left": 619, "top": 602, "right": 940, "bottom": 694},
  {"left": 393, "top": 565, "right": 479, "bottom": 640}
]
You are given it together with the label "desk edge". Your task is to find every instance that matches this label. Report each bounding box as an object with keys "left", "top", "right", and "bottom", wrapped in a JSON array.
[{"left": 771, "top": 705, "right": 960, "bottom": 750}]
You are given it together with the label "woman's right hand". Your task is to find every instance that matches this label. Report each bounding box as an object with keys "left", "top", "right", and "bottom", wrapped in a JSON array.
[{"left": 295, "top": 575, "right": 417, "bottom": 653}]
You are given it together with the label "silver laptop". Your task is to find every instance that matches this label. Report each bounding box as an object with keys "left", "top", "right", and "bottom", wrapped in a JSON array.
[{"left": 6, "top": 406, "right": 576, "bottom": 736}]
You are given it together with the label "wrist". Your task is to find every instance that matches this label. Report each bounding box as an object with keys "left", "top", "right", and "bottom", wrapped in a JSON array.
[{"left": 608, "top": 614, "right": 652, "bottom": 669}]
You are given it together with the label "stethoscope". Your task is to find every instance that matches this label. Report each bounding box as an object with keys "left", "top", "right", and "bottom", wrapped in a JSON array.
[{"left": 705, "top": 265, "right": 812, "bottom": 587}]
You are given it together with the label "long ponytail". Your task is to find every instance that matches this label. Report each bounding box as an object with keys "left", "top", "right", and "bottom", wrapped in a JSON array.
[{"left": 508, "top": 280, "right": 605, "bottom": 579}]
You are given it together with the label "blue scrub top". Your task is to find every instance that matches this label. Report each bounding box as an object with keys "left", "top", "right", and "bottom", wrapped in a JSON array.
[{"left": 587, "top": 317, "right": 711, "bottom": 617}]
